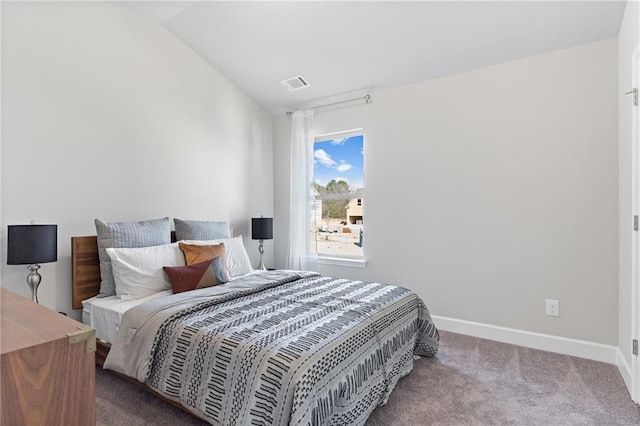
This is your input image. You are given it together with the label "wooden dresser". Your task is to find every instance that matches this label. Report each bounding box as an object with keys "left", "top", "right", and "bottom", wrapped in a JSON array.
[{"left": 1, "top": 288, "right": 96, "bottom": 425}]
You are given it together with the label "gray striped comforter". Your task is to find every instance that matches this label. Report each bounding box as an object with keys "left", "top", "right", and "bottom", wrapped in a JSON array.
[{"left": 105, "top": 270, "right": 439, "bottom": 425}]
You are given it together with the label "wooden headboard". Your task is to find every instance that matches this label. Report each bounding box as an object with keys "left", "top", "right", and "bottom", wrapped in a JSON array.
[
  {"left": 71, "top": 231, "right": 178, "bottom": 310},
  {"left": 71, "top": 236, "right": 100, "bottom": 310}
]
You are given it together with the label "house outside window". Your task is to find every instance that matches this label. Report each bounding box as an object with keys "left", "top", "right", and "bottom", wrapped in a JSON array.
[{"left": 311, "top": 131, "right": 364, "bottom": 259}]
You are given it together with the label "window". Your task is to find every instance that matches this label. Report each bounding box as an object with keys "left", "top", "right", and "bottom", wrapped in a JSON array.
[{"left": 311, "top": 131, "right": 364, "bottom": 259}]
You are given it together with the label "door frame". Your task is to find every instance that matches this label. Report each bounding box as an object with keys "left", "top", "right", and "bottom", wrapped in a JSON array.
[{"left": 632, "top": 45, "right": 640, "bottom": 404}]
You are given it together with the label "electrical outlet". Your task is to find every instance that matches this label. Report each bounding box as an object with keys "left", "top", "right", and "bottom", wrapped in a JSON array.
[{"left": 546, "top": 299, "right": 559, "bottom": 317}]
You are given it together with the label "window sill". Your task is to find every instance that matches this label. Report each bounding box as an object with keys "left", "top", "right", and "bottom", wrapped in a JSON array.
[{"left": 316, "top": 256, "right": 368, "bottom": 269}]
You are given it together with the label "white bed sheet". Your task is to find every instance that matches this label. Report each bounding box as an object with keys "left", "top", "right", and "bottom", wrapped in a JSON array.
[
  {"left": 82, "top": 271, "right": 260, "bottom": 343},
  {"left": 82, "top": 290, "right": 172, "bottom": 343}
]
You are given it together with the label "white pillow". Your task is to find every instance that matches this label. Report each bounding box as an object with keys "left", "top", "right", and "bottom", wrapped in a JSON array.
[
  {"left": 180, "top": 236, "right": 253, "bottom": 277},
  {"left": 106, "top": 243, "right": 185, "bottom": 299}
]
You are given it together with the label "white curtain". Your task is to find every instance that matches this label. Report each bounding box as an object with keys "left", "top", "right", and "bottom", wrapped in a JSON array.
[{"left": 286, "top": 110, "right": 315, "bottom": 269}]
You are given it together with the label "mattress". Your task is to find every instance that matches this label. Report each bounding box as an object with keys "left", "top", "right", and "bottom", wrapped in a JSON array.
[{"left": 82, "top": 290, "right": 172, "bottom": 343}]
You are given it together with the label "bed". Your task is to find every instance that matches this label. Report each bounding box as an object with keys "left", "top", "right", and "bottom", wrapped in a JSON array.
[{"left": 72, "top": 224, "right": 439, "bottom": 425}]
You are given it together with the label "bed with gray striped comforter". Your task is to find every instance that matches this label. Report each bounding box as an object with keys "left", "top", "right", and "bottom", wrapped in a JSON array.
[{"left": 105, "top": 270, "right": 439, "bottom": 425}]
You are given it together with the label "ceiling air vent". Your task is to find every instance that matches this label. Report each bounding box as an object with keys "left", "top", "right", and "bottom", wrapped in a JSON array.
[{"left": 280, "top": 75, "right": 310, "bottom": 92}]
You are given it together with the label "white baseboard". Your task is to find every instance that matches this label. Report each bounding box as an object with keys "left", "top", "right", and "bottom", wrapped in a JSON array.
[
  {"left": 616, "top": 347, "right": 633, "bottom": 395},
  {"left": 432, "top": 315, "right": 618, "bottom": 365}
]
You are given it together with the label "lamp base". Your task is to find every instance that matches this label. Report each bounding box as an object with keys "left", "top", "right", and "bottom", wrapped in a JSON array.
[
  {"left": 257, "top": 239, "right": 267, "bottom": 270},
  {"left": 26, "top": 264, "right": 42, "bottom": 304}
]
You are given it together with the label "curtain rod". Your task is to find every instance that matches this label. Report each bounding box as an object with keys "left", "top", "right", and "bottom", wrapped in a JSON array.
[{"left": 285, "top": 94, "right": 371, "bottom": 116}]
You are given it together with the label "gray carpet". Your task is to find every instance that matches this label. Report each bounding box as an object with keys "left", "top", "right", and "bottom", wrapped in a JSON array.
[{"left": 96, "top": 331, "right": 640, "bottom": 425}]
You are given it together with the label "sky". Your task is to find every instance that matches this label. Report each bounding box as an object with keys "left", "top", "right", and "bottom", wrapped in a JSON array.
[{"left": 314, "top": 134, "right": 364, "bottom": 190}]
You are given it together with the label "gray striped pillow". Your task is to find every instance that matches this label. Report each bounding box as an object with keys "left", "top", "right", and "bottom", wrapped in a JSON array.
[
  {"left": 174, "top": 218, "right": 230, "bottom": 241},
  {"left": 95, "top": 217, "right": 171, "bottom": 297}
]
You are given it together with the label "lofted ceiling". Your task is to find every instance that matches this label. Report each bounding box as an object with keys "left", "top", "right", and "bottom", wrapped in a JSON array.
[{"left": 123, "top": 1, "right": 627, "bottom": 115}]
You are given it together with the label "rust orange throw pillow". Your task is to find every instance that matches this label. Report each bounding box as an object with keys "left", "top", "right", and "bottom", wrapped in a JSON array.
[
  {"left": 179, "top": 242, "right": 225, "bottom": 264},
  {"left": 163, "top": 257, "right": 227, "bottom": 294},
  {"left": 178, "top": 242, "right": 231, "bottom": 282}
]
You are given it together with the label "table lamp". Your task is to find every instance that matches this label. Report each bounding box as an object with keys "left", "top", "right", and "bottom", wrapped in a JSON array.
[
  {"left": 7, "top": 224, "right": 58, "bottom": 303},
  {"left": 251, "top": 217, "right": 273, "bottom": 270}
]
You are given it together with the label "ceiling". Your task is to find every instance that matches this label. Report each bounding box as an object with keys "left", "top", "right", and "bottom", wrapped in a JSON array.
[{"left": 123, "top": 1, "right": 627, "bottom": 115}]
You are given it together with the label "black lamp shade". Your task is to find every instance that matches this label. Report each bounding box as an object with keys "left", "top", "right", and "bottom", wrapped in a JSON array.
[
  {"left": 252, "top": 218, "right": 273, "bottom": 240},
  {"left": 7, "top": 225, "right": 58, "bottom": 265}
]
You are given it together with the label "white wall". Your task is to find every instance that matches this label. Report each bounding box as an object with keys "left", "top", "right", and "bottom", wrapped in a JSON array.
[
  {"left": 274, "top": 38, "right": 618, "bottom": 345},
  {"left": 618, "top": 0, "right": 640, "bottom": 384},
  {"left": 1, "top": 2, "right": 273, "bottom": 318}
]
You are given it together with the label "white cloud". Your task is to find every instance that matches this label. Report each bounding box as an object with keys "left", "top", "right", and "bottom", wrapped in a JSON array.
[
  {"left": 315, "top": 149, "right": 353, "bottom": 173},
  {"left": 314, "top": 149, "right": 336, "bottom": 168},
  {"left": 331, "top": 138, "right": 348, "bottom": 145},
  {"left": 336, "top": 161, "right": 353, "bottom": 172}
]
